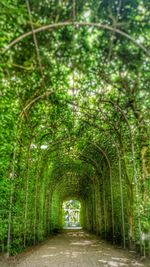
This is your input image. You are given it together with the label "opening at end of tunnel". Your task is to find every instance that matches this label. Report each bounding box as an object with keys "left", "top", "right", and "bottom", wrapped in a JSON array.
[{"left": 62, "top": 200, "right": 82, "bottom": 229}]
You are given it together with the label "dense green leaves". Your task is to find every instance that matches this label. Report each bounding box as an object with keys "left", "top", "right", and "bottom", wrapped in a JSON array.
[{"left": 0, "top": 0, "right": 150, "bottom": 256}]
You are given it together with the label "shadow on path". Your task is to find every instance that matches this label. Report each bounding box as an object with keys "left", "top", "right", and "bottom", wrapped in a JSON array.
[{"left": 0, "top": 230, "right": 150, "bottom": 267}]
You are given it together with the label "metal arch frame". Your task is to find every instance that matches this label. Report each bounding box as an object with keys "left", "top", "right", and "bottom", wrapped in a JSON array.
[
  {"left": 6, "top": 83, "right": 143, "bottom": 254},
  {"left": 80, "top": 154, "right": 107, "bottom": 239},
  {"left": 14, "top": 109, "right": 131, "bottom": 250},
  {"left": 19, "top": 119, "right": 113, "bottom": 243},
  {"left": 80, "top": 139, "right": 124, "bottom": 246},
  {"left": 16, "top": 98, "right": 135, "bottom": 249},
  {"left": 3, "top": 21, "right": 150, "bottom": 57},
  {"left": 87, "top": 142, "right": 115, "bottom": 244},
  {"left": 4, "top": 17, "right": 147, "bottom": 256},
  {"left": 37, "top": 122, "right": 125, "bottom": 247},
  {"left": 16, "top": 92, "right": 142, "bottom": 249},
  {"left": 98, "top": 99, "right": 142, "bottom": 252}
]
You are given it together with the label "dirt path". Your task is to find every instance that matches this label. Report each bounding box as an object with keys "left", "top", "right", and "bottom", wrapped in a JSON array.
[{"left": 1, "top": 230, "right": 150, "bottom": 267}]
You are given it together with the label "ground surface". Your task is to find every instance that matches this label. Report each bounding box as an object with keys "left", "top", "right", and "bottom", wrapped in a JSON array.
[{"left": 0, "top": 230, "right": 149, "bottom": 267}]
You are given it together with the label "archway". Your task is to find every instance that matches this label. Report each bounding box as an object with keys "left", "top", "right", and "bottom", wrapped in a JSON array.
[
  {"left": 0, "top": 0, "right": 150, "bottom": 258},
  {"left": 62, "top": 199, "right": 82, "bottom": 229}
]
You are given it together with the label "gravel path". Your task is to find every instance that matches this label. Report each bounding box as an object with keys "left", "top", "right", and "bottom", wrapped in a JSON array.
[{"left": 0, "top": 230, "right": 150, "bottom": 267}]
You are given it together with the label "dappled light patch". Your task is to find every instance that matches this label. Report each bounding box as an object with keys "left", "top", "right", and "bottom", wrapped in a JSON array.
[
  {"left": 66, "top": 231, "right": 86, "bottom": 237},
  {"left": 71, "top": 240, "right": 93, "bottom": 246},
  {"left": 98, "top": 260, "right": 128, "bottom": 266},
  {"left": 111, "top": 257, "right": 129, "bottom": 264},
  {"left": 41, "top": 254, "right": 57, "bottom": 258},
  {"left": 131, "top": 262, "right": 144, "bottom": 266},
  {"left": 1, "top": 230, "right": 149, "bottom": 266}
]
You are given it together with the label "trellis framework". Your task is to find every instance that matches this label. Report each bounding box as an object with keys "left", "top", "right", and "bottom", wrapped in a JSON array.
[{"left": 0, "top": 0, "right": 150, "bottom": 258}]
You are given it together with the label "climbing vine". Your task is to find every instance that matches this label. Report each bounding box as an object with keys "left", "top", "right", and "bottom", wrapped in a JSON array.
[{"left": 0, "top": 0, "right": 150, "bottom": 257}]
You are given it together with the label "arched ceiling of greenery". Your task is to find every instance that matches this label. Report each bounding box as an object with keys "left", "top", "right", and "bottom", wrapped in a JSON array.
[{"left": 0, "top": 0, "right": 150, "bottom": 256}]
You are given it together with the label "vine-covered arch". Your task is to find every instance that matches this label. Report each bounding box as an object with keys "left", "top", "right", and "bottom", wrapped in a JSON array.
[
  {"left": 4, "top": 22, "right": 150, "bottom": 56},
  {"left": 0, "top": 0, "right": 150, "bottom": 259}
]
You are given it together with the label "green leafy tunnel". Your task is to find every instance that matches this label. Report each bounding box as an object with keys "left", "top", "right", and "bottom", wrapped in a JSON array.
[{"left": 0, "top": 0, "right": 150, "bottom": 257}]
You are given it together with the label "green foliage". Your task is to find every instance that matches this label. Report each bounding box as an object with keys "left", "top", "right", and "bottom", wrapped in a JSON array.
[{"left": 0, "top": 0, "right": 150, "bottom": 257}]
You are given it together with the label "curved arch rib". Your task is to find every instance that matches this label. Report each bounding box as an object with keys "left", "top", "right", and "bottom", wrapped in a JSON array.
[{"left": 3, "top": 21, "right": 150, "bottom": 57}]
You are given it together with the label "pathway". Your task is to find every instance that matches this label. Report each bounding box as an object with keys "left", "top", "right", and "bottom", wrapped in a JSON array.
[{"left": 0, "top": 230, "right": 149, "bottom": 267}]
